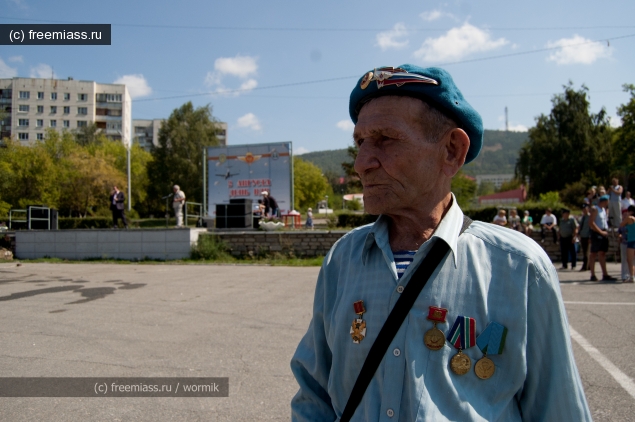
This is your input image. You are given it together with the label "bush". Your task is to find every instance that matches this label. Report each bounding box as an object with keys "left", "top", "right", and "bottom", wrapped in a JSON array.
[
  {"left": 337, "top": 213, "right": 378, "bottom": 228},
  {"left": 59, "top": 217, "right": 112, "bottom": 229},
  {"left": 191, "top": 235, "right": 230, "bottom": 260}
]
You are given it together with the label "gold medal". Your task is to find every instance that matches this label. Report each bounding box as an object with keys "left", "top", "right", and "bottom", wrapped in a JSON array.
[
  {"left": 474, "top": 356, "right": 495, "bottom": 380},
  {"left": 450, "top": 350, "right": 471, "bottom": 375},
  {"left": 350, "top": 300, "right": 367, "bottom": 344},
  {"left": 424, "top": 327, "right": 446, "bottom": 350}
]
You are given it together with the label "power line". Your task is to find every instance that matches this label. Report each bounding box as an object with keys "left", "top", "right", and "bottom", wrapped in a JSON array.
[
  {"left": 133, "top": 33, "right": 635, "bottom": 103},
  {"left": 0, "top": 16, "right": 634, "bottom": 32}
]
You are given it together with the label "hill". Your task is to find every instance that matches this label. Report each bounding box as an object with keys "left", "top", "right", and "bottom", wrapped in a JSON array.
[{"left": 299, "top": 129, "right": 528, "bottom": 176}]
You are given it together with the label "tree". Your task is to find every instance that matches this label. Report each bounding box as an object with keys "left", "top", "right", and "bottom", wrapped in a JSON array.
[
  {"left": 341, "top": 144, "right": 363, "bottom": 192},
  {"left": 147, "top": 102, "right": 220, "bottom": 210},
  {"left": 613, "top": 84, "right": 635, "bottom": 187},
  {"left": 498, "top": 178, "right": 522, "bottom": 193},
  {"left": 293, "top": 157, "right": 329, "bottom": 210},
  {"left": 516, "top": 83, "right": 613, "bottom": 197},
  {"left": 74, "top": 122, "right": 101, "bottom": 146},
  {"left": 477, "top": 180, "right": 495, "bottom": 197},
  {"left": 451, "top": 171, "right": 477, "bottom": 208}
]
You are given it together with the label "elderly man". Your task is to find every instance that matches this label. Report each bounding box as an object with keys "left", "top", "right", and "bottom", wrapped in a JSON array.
[{"left": 290, "top": 65, "right": 590, "bottom": 421}]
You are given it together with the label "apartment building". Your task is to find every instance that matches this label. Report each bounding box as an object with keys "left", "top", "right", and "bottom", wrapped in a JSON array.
[
  {"left": 0, "top": 77, "right": 131, "bottom": 146},
  {"left": 132, "top": 119, "right": 227, "bottom": 150}
]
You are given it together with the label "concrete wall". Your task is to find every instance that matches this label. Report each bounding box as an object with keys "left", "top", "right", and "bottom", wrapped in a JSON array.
[
  {"left": 15, "top": 229, "right": 205, "bottom": 260},
  {"left": 213, "top": 230, "right": 349, "bottom": 257}
]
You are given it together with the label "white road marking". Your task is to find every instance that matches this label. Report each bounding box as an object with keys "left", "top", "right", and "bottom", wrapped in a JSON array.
[
  {"left": 570, "top": 326, "right": 635, "bottom": 401},
  {"left": 564, "top": 301, "right": 635, "bottom": 306}
]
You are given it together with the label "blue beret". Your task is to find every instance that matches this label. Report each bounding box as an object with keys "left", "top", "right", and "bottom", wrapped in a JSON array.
[
  {"left": 599, "top": 195, "right": 610, "bottom": 202},
  {"left": 349, "top": 64, "right": 483, "bottom": 164}
]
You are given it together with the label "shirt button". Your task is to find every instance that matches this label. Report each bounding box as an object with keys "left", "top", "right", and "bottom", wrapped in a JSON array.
[
  {"left": 397, "top": 286, "right": 404, "bottom": 293},
  {"left": 393, "top": 348, "right": 401, "bottom": 357},
  {"left": 387, "top": 409, "right": 394, "bottom": 417}
]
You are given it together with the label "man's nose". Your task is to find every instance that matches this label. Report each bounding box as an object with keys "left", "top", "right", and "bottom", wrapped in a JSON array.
[{"left": 354, "top": 143, "right": 380, "bottom": 176}]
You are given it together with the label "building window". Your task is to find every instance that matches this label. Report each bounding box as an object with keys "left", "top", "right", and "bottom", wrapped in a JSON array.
[
  {"left": 50, "top": 106, "right": 57, "bottom": 114},
  {"left": 37, "top": 105, "right": 44, "bottom": 113},
  {"left": 50, "top": 120, "right": 57, "bottom": 127},
  {"left": 63, "top": 120, "right": 70, "bottom": 128},
  {"left": 77, "top": 121, "right": 87, "bottom": 128},
  {"left": 77, "top": 107, "right": 88, "bottom": 115},
  {"left": 78, "top": 93, "right": 87, "bottom": 101},
  {"left": 50, "top": 92, "right": 57, "bottom": 100},
  {"left": 19, "top": 91, "right": 30, "bottom": 99},
  {"left": 18, "top": 105, "right": 29, "bottom": 112},
  {"left": 107, "top": 122, "right": 122, "bottom": 130},
  {"left": 37, "top": 92, "right": 44, "bottom": 99},
  {"left": 18, "top": 132, "right": 28, "bottom": 140},
  {"left": 36, "top": 119, "right": 43, "bottom": 127},
  {"left": 63, "top": 106, "right": 70, "bottom": 114},
  {"left": 96, "top": 93, "right": 122, "bottom": 102},
  {"left": 36, "top": 133, "right": 44, "bottom": 140},
  {"left": 64, "top": 93, "right": 70, "bottom": 100},
  {"left": 18, "top": 119, "right": 29, "bottom": 127}
]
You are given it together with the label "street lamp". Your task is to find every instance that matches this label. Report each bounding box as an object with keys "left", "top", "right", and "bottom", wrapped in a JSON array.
[{"left": 117, "top": 130, "right": 131, "bottom": 212}]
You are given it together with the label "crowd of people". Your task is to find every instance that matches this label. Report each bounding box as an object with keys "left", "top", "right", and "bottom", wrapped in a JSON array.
[{"left": 492, "top": 178, "right": 635, "bottom": 283}]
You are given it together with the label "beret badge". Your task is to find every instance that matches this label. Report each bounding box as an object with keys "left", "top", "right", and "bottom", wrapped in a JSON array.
[{"left": 359, "top": 67, "right": 439, "bottom": 90}]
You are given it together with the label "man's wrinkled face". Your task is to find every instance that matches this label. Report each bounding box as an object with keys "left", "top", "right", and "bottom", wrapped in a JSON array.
[{"left": 353, "top": 96, "right": 445, "bottom": 216}]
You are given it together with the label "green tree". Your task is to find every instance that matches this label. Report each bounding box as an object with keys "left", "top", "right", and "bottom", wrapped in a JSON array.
[
  {"left": 74, "top": 122, "right": 101, "bottom": 146},
  {"left": 477, "top": 180, "right": 495, "bottom": 197},
  {"left": 451, "top": 171, "right": 477, "bottom": 208},
  {"left": 613, "top": 84, "right": 635, "bottom": 183},
  {"left": 293, "top": 157, "right": 329, "bottom": 210},
  {"left": 516, "top": 83, "right": 613, "bottom": 196},
  {"left": 147, "top": 102, "right": 220, "bottom": 210},
  {"left": 498, "top": 178, "right": 522, "bottom": 192},
  {"left": 341, "top": 144, "right": 363, "bottom": 192}
]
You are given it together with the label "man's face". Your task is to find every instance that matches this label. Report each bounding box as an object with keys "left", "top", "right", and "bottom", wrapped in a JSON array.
[
  {"left": 600, "top": 200, "right": 608, "bottom": 208},
  {"left": 612, "top": 178, "right": 618, "bottom": 185},
  {"left": 353, "top": 96, "right": 447, "bottom": 216},
  {"left": 563, "top": 212, "right": 570, "bottom": 219},
  {"left": 546, "top": 210, "right": 551, "bottom": 215}
]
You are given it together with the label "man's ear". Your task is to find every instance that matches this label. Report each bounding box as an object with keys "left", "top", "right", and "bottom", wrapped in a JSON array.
[{"left": 441, "top": 128, "right": 470, "bottom": 178}]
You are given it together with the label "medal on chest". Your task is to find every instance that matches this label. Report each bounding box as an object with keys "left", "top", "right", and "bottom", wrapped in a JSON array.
[
  {"left": 350, "top": 300, "right": 367, "bottom": 344},
  {"left": 424, "top": 306, "right": 448, "bottom": 351},
  {"left": 474, "top": 321, "right": 508, "bottom": 380},
  {"left": 447, "top": 316, "right": 476, "bottom": 375}
]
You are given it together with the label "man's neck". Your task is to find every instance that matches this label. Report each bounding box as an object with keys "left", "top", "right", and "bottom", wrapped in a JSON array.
[{"left": 386, "top": 193, "right": 453, "bottom": 251}]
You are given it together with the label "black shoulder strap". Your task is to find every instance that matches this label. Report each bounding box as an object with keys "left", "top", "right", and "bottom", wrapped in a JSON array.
[{"left": 340, "top": 215, "right": 472, "bottom": 422}]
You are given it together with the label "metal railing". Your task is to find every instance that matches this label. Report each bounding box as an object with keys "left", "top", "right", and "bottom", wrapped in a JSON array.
[
  {"left": 184, "top": 201, "right": 204, "bottom": 227},
  {"left": 8, "top": 206, "right": 53, "bottom": 230},
  {"left": 8, "top": 209, "right": 26, "bottom": 229}
]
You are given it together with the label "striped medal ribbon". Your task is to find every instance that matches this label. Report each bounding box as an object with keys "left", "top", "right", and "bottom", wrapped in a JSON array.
[
  {"left": 474, "top": 321, "right": 508, "bottom": 380},
  {"left": 446, "top": 316, "right": 476, "bottom": 375}
]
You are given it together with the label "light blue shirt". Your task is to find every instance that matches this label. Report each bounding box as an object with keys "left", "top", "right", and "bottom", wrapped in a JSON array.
[
  {"left": 593, "top": 205, "right": 608, "bottom": 231},
  {"left": 291, "top": 195, "right": 591, "bottom": 422}
]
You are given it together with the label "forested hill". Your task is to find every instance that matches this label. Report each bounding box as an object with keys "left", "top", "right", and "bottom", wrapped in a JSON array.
[{"left": 299, "top": 129, "right": 529, "bottom": 176}]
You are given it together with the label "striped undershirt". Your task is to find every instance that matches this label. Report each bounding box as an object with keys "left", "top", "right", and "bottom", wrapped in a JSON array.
[{"left": 393, "top": 250, "right": 417, "bottom": 279}]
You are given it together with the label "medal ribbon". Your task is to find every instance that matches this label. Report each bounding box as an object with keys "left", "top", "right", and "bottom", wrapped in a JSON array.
[
  {"left": 446, "top": 316, "right": 476, "bottom": 350},
  {"left": 476, "top": 322, "right": 508, "bottom": 355}
]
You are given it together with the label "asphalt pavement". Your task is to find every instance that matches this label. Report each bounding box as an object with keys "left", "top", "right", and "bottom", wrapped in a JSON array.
[{"left": 0, "top": 261, "right": 633, "bottom": 421}]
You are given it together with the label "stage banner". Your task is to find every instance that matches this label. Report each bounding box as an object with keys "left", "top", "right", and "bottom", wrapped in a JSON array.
[{"left": 207, "top": 142, "right": 293, "bottom": 217}]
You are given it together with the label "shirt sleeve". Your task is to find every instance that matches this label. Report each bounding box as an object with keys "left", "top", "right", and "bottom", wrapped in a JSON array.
[
  {"left": 290, "top": 266, "right": 336, "bottom": 422},
  {"left": 518, "top": 261, "right": 591, "bottom": 421},
  {"left": 540, "top": 215, "right": 547, "bottom": 224}
]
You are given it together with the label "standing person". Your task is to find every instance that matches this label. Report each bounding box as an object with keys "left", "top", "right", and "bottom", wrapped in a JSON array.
[
  {"left": 509, "top": 209, "right": 521, "bottom": 231},
  {"left": 622, "top": 191, "right": 634, "bottom": 211},
  {"left": 291, "top": 65, "right": 590, "bottom": 421},
  {"left": 539, "top": 208, "right": 558, "bottom": 243},
  {"left": 608, "top": 177, "right": 623, "bottom": 228},
  {"left": 522, "top": 210, "right": 533, "bottom": 236},
  {"left": 172, "top": 185, "right": 186, "bottom": 228},
  {"left": 109, "top": 186, "right": 128, "bottom": 229},
  {"left": 305, "top": 207, "right": 314, "bottom": 230},
  {"left": 588, "top": 195, "right": 616, "bottom": 281},
  {"left": 619, "top": 205, "right": 635, "bottom": 283},
  {"left": 578, "top": 204, "right": 591, "bottom": 271},
  {"left": 262, "top": 191, "right": 279, "bottom": 218},
  {"left": 558, "top": 208, "right": 578, "bottom": 270},
  {"left": 492, "top": 209, "right": 507, "bottom": 226},
  {"left": 617, "top": 210, "right": 630, "bottom": 282}
]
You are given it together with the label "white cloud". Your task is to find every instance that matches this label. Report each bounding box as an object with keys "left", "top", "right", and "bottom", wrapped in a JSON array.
[
  {"left": 420, "top": 10, "right": 443, "bottom": 21},
  {"left": 0, "top": 58, "right": 17, "bottom": 78},
  {"left": 29, "top": 63, "right": 56, "bottom": 79},
  {"left": 546, "top": 35, "right": 612, "bottom": 65},
  {"left": 609, "top": 116, "right": 622, "bottom": 128},
  {"left": 413, "top": 23, "right": 508, "bottom": 63},
  {"left": 8, "top": 55, "right": 23, "bottom": 63},
  {"left": 237, "top": 113, "right": 262, "bottom": 131},
  {"left": 113, "top": 74, "right": 152, "bottom": 98},
  {"left": 336, "top": 120, "right": 355, "bottom": 131},
  {"left": 508, "top": 124, "right": 528, "bottom": 132},
  {"left": 376, "top": 23, "right": 409, "bottom": 51},
  {"left": 295, "top": 147, "right": 310, "bottom": 155},
  {"left": 205, "top": 55, "right": 259, "bottom": 96}
]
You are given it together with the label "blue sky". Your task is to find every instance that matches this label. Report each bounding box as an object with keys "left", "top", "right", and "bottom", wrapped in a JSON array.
[{"left": 2, "top": 0, "right": 634, "bottom": 154}]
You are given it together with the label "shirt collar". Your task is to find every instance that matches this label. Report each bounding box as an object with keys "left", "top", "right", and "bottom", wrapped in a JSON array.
[{"left": 362, "top": 193, "right": 464, "bottom": 268}]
